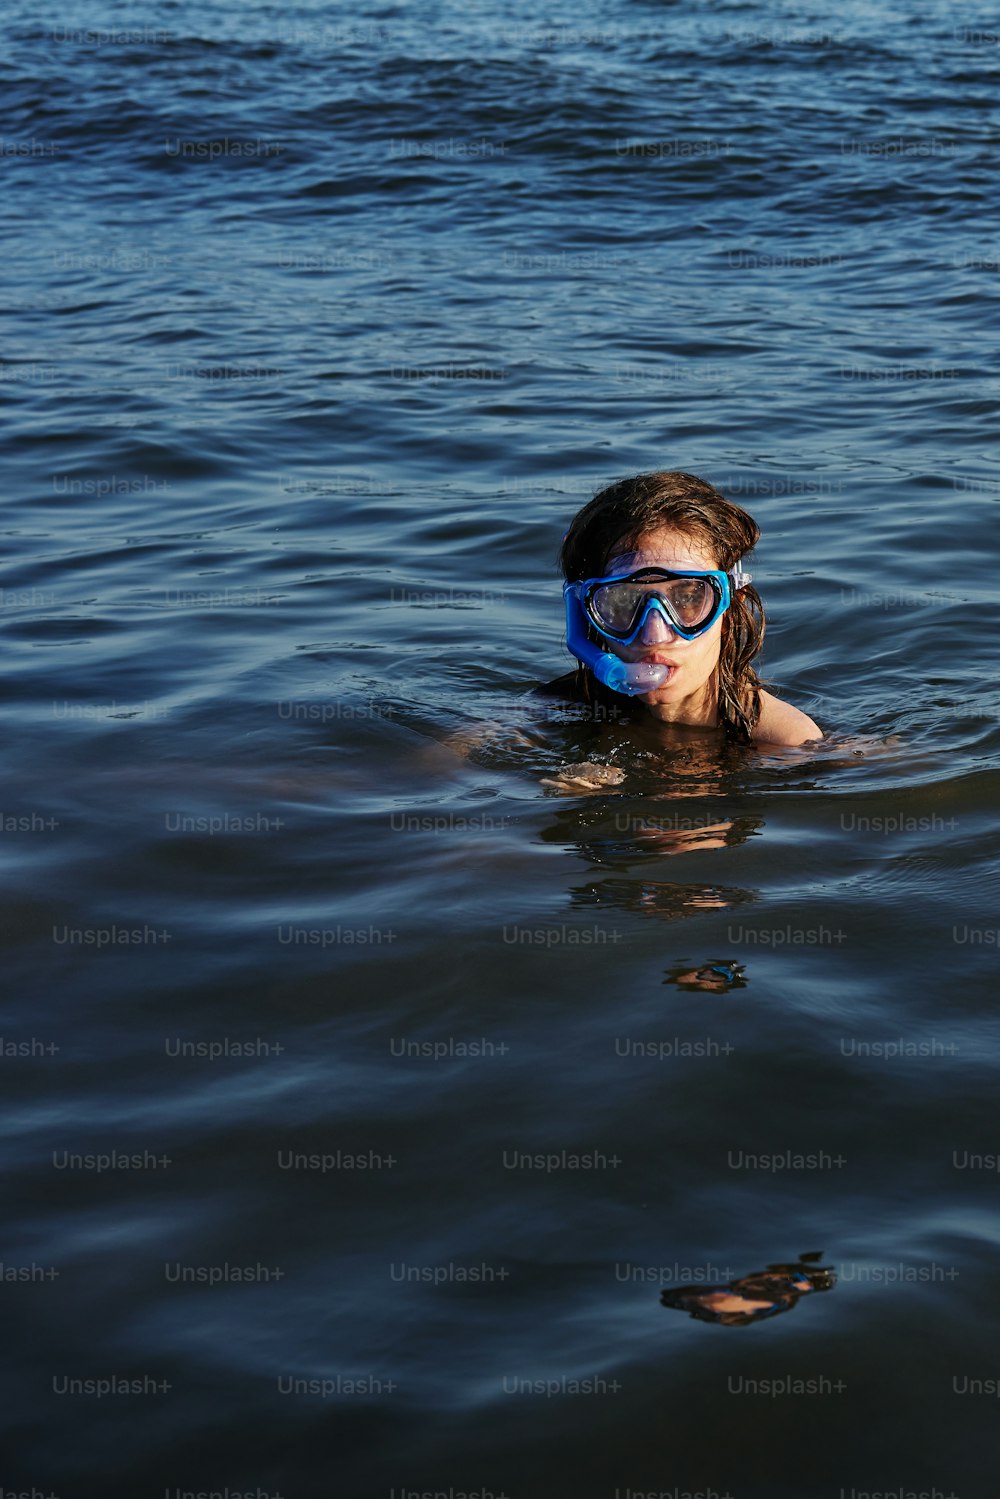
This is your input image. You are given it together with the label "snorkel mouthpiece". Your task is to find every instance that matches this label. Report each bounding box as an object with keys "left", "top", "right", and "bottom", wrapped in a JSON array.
[
  {"left": 594, "top": 653, "right": 670, "bottom": 695},
  {"left": 564, "top": 585, "right": 669, "bottom": 696}
]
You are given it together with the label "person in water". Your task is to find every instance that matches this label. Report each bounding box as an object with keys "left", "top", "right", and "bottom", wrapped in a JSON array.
[{"left": 545, "top": 470, "right": 822, "bottom": 747}]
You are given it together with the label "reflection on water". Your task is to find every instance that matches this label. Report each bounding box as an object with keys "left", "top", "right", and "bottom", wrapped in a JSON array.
[
  {"left": 661, "top": 1253, "right": 836, "bottom": 1327},
  {"left": 664, "top": 960, "right": 749, "bottom": 992},
  {"left": 568, "top": 876, "right": 756, "bottom": 919},
  {"left": 539, "top": 802, "right": 763, "bottom": 919},
  {"left": 556, "top": 814, "right": 764, "bottom": 861}
]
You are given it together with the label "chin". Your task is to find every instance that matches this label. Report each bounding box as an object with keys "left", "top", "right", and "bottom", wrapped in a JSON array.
[
  {"left": 640, "top": 680, "right": 682, "bottom": 703},
  {"left": 639, "top": 673, "right": 718, "bottom": 717}
]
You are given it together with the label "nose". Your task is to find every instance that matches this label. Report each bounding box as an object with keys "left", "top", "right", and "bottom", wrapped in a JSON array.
[{"left": 637, "top": 604, "right": 678, "bottom": 644}]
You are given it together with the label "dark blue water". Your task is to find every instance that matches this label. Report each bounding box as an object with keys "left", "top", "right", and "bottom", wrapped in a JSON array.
[{"left": 3, "top": 1, "right": 1000, "bottom": 1494}]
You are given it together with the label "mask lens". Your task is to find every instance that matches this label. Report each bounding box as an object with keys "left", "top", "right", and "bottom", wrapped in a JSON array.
[
  {"left": 663, "top": 576, "right": 716, "bottom": 627},
  {"left": 587, "top": 573, "right": 720, "bottom": 636},
  {"left": 588, "top": 579, "right": 646, "bottom": 634}
]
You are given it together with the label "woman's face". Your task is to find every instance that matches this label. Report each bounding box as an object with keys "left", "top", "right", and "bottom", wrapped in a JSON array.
[{"left": 603, "top": 525, "right": 724, "bottom": 719}]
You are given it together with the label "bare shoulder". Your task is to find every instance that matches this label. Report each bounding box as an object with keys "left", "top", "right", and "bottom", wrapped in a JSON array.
[{"left": 752, "top": 689, "right": 823, "bottom": 747}]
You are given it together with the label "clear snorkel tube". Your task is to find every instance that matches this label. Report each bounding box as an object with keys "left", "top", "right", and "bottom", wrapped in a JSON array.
[{"left": 563, "top": 582, "right": 670, "bottom": 696}]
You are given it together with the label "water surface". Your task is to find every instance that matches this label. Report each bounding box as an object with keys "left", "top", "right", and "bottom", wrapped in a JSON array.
[{"left": 3, "top": 0, "right": 1000, "bottom": 1493}]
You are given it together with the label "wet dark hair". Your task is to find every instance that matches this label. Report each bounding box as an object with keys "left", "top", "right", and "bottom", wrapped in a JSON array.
[{"left": 559, "top": 471, "right": 767, "bottom": 743}]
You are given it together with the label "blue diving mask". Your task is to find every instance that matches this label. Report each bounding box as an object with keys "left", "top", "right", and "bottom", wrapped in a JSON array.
[{"left": 563, "top": 563, "right": 752, "bottom": 696}]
